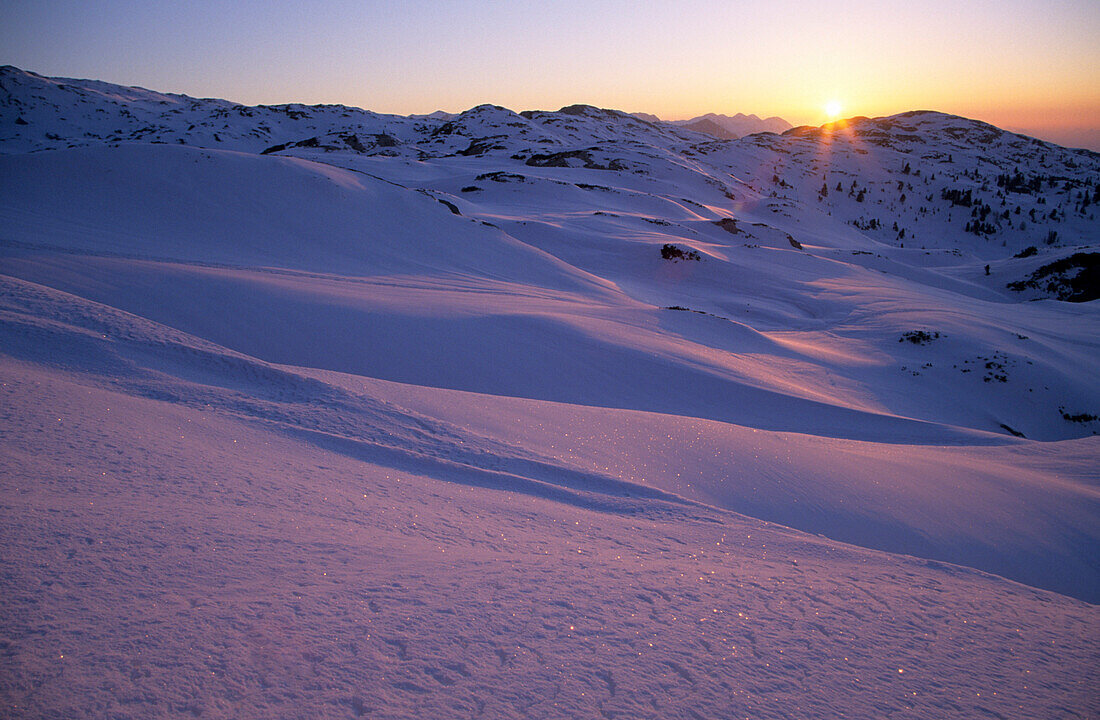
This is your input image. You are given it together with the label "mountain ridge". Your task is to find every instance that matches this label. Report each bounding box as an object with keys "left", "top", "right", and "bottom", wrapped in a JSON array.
[
  {"left": 676, "top": 111, "right": 793, "bottom": 139},
  {"left": 1, "top": 63, "right": 1098, "bottom": 719}
]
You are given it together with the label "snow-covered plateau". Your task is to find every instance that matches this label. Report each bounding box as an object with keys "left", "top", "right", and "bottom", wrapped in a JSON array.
[{"left": 1, "top": 66, "right": 1098, "bottom": 718}]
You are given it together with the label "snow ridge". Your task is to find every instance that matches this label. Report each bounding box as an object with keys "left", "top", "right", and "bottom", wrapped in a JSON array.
[{"left": 1, "top": 66, "right": 1098, "bottom": 720}]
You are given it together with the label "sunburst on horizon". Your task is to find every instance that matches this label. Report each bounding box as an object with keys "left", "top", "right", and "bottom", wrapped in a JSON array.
[{"left": 825, "top": 100, "right": 843, "bottom": 121}]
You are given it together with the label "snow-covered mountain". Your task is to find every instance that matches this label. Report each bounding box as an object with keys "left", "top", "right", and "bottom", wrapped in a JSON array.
[
  {"left": 2, "top": 67, "right": 1097, "bottom": 719},
  {"left": 676, "top": 111, "right": 792, "bottom": 139},
  {"left": 0, "top": 66, "right": 708, "bottom": 156}
]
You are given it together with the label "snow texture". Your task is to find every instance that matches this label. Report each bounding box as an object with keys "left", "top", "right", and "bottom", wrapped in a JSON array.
[{"left": 1, "top": 66, "right": 1098, "bottom": 719}]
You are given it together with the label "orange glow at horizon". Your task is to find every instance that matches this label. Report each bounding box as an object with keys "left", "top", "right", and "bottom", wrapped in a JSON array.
[{"left": 2, "top": 0, "right": 1096, "bottom": 148}]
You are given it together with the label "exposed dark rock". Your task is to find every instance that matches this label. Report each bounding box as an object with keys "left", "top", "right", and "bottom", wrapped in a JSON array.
[
  {"left": 342, "top": 134, "right": 368, "bottom": 153},
  {"left": 526, "top": 149, "right": 593, "bottom": 168},
  {"left": 457, "top": 136, "right": 507, "bottom": 156},
  {"left": 1006, "top": 252, "right": 1100, "bottom": 302},
  {"left": 436, "top": 198, "right": 461, "bottom": 215},
  {"left": 430, "top": 122, "right": 459, "bottom": 138},
  {"left": 475, "top": 171, "right": 526, "bottom": 183},
  {"left": 660, "top": 243, "right": 701, "bottom": 262},
  {"left": 899, "top": 331, "right": 940, "bottom": 345},
  {"left": 713, "top": 218, "right": 740, "bottom": 234},
  {"left": 1060, "top": 408, "right": 1099, "bottom": 424}
]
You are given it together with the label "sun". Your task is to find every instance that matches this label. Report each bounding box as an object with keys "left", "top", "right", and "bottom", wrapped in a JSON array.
[{"left": 825, "top": 100, "right": 843, "bottom": 120}]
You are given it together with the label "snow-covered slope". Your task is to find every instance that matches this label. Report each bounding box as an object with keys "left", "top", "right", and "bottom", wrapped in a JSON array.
[{"left": 2, "top": 67, "right": 1098, "bottom": 719}]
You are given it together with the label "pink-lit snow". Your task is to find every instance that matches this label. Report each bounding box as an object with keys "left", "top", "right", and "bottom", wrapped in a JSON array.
[{"left": 1, "top": 67, "right": 1097, "bottom": 718}]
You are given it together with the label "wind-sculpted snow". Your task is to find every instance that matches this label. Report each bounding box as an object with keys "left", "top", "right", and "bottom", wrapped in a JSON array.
[
  {"left": 1, "top": 68, "right": 1098, "bottom": 718},
  {"left": 0, "top": 145, "right": 606, "bottom": 294},
  {"left": 1, "top": 278, "right": 1097, "bottom": 719}
]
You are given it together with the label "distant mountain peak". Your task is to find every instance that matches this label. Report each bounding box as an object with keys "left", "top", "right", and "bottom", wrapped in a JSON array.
[
  {"left": 681, "top": 118, "right": 739, "bottom": 140},
  {"left": 674, "top": 112, "right": 792, "bottom": 139},
  {"left": 780, "top": 111, "right": 1078, "bottom": 158},
  {"left": 410, "top": 110, "right": 457, "bottom": 121}
]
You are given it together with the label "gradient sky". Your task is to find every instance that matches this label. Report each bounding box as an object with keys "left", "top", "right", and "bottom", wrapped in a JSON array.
[{"left": 3, "top": 0, "right": 1099, "bottom": 149}]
